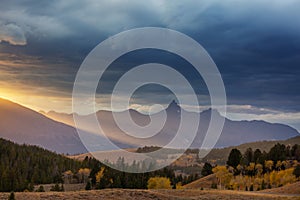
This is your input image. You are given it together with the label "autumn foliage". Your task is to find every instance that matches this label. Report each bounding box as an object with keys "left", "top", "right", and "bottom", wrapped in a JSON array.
[
  {"left": 212, "top": 143, "right": 300, "bottom": 191},
  {"left": 147, "top": 177, "right": 172, "bottom": 189}
]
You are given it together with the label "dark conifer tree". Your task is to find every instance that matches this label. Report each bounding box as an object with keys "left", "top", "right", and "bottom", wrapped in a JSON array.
[{"left": 227, "top": 149, "right": 242, "bottom": 169}]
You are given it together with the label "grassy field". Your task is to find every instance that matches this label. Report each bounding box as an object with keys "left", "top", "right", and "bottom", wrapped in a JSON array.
[
  {"left": 183, "top": 174, "right": 217, "bottom": 189},
  {"left": 260, "top": 182, "right": 300, "bottom": 195},
  {"left": 0, "top": 189, "right": 299, "bottom": 200}
]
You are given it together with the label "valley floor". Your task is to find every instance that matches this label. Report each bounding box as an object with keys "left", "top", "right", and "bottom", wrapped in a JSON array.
[{"left": 0, "top": 189, "right": 299, "bottom": 200}]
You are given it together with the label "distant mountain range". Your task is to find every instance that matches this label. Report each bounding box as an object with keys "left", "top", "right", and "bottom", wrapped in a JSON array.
[
  {"left": 43, "top": 100, "right": 299, "bottom": 149},
  {"left": 0, "top": 98, "right": 128, "bottom": 154},
  {"left": 0, "top": 97, "right": 298, "bottom": 155}
]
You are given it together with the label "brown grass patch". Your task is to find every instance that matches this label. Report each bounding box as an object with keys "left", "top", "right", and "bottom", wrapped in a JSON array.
[
  {"left": 260, "top": 181, "right": 300, "bottom": 195},
  {"left": 0, "top": 189, "right": 299, "bottom": 200},
  {"left": 183, "top": 174, "right": 217, "bottom": 189}
]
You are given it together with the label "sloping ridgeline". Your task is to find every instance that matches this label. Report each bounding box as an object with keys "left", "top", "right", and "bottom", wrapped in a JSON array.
[{"left": 0, "top": 138, "right": 81, "bottom": 192}]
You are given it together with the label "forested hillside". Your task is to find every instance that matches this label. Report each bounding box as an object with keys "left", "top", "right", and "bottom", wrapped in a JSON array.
[
  {"left": 0, "top": 138, "right": 81, "bottom": 192},
  {"left": 203, "top": 136, "right": 300, "bottom": 164},
  {"left": 0, "top": 138, "right": 198, "bottom": 192},
  {"left": 209, "top": 143, "right": 300, "bottom": 191}
]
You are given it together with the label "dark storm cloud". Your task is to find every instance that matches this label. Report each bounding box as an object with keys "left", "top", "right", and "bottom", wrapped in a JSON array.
[
  {"left": 180, "top": 1, "right": 300, "bottom": 112},
  {"left": 0, "top": 0, "right": 299, "bottom": 113}
]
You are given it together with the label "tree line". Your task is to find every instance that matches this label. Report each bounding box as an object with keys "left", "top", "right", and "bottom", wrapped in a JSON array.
[
  {"left": 206, "top": 143, "right": 300, "bottom": 190},
  {"left": 80, "top": 156, "right": 198, "bottom": 190},
  {"left": 0, "top": 138, "right": 199, "bottom": 192}
]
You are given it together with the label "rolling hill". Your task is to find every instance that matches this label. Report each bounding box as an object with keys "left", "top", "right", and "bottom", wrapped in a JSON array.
[{"left": 260, "top": 181, "right": 300, "bottom": 195}]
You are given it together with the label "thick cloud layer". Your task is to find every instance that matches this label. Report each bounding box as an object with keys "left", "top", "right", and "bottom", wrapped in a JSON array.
[
  {"left": 0, "top": 0, "right": 299, "bottom": 130},
  {"left": 0, "top": 23, "right": 26, "bottom": 45}
]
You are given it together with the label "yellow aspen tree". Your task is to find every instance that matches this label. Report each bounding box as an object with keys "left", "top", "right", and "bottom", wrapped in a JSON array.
[
  {"left": 213, "top": 166, "right": 233, "bottom": 189},
  {"left": 147, "top": 177, "right": 172, "bottom": 189},
  {"left": 276, "top": 161, "right": 282, "bottom": 171},
  {"left": 265, "top": 160, "right": 274, "bottom": 173},
  {"left": 96, "top": 167, "right": 105, "bottom": 183},
  {"left": 255, "top": 164, "right": 263, "bottom": 177}
]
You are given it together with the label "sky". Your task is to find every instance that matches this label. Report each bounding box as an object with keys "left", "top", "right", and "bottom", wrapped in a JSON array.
[{"left": 0, "top": 0, "right": 299, "bottom": 131}]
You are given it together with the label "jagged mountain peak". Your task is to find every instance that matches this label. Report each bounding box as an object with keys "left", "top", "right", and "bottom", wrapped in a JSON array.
[
  {"left": 200, "top": 108, "right": 222, "bottom": 117},
  {"left": 166, "top": 100, "right": 181, "bottom": 112}
]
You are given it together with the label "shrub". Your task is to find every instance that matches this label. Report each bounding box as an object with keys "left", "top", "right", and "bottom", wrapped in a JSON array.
[
  {"left": 211, "top": 183, "right": 217, "bottom": 189},
  {"left": 36, "top": 186, "right": 45, "bottom": 192},
  {"left": 147, "top": 177, "right": 172, "bottom": 189},
  {"left": 50, "top": 183, "right": 64, "bottom": 192},
  {"left": 175, "top": 182, "right": 183, "bottom": 189}
]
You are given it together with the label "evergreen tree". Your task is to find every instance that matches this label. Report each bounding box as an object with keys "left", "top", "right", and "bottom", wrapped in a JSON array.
[
  {"left": 293, "top": 165, "right": 300, "bottom": 178},
  {"left": 291, "top": 144, "right": 300, "bottom": 161},
  {"left": 261, "top": 180, "right": 266, "bottom": 190},
  {"left": 249, "top": 184, "right": 254, "bottom": 191},
  {"left": 253, "top": 149, "right": 263, "bottom": 164},
  {"left": 85, "top": 181, "right": 92, "bottom": 190},
  {"left": 243, "top": 148, "right": 253, "bottom": 165},
  {"left": 8, "top": 192, "right": 15, "bottom": 200},
  {"left": 268, "top": 143, "right": 286, "bottom": 162},
  {"left": 201, "top": 163, "right": 213, "bottom": 177},
  {"left": 227, "top": 149, "right": 242, "bottom": 169}
]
